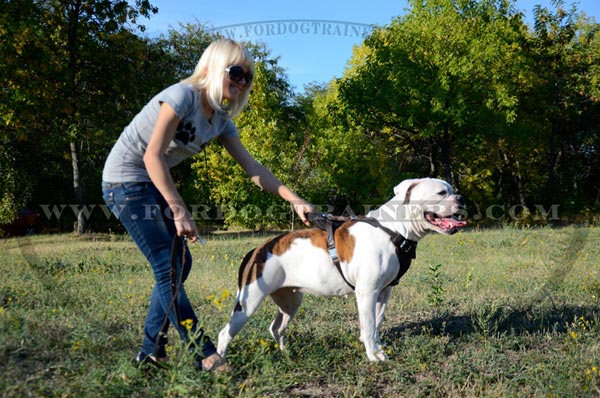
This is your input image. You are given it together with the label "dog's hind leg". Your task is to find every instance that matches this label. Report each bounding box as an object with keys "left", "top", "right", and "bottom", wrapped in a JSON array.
[
  {"left": 217, "top": 284, "right": 269, "bottom": 358},
  {"left": 269, "top": 287, "right": 303, "bottom": 350}
]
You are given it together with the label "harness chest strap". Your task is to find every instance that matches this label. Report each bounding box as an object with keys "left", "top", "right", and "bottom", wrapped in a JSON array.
[{"left": 321, "top": 215, "right": 418, "bottom": 290}]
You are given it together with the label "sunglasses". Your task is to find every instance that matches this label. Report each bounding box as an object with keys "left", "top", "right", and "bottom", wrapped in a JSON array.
[{"left": 225, "top": 65, "right": 253, "bottom": 85}]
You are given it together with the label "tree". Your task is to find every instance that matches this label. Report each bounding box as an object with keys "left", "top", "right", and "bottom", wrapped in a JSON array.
[
  {"left": 0, "top": 0, "right": 171, "bottom": 232},
  {"left": 53, "top": 0, "right": 159, "bottom": 233},
  {"left": 304, "top": 79, "right": 394, "bottom": 212},
  {"left": 0, "top": 0, "right": 43, "bottom": 223},
  {"left": 523, "top": 0, "right": 600, "bottom": 210},
  {"left": 335, "top": 0, "right": 529, "bottom": 206}
]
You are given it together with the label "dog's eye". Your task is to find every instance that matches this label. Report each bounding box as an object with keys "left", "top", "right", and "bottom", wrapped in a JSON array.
[{"left": 437, "top": 190, "right": 448, "bottom": 196}]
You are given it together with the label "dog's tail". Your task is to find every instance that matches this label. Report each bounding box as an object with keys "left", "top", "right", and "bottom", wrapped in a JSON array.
[
  {"left": 237, "top": 248, "right": 256, "bottom": 289},
  {"left": 236, "top": 234, "right": 289, "bottom": 289}
]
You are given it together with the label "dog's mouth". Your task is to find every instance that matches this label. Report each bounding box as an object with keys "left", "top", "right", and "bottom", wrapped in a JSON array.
[{"left": 424, "top": 212, "right": 467, "bottom": 234}]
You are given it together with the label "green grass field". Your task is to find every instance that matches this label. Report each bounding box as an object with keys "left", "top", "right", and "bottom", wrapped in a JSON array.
[{"left": 1, "top": 226, "right": 599, "bottom": 397}]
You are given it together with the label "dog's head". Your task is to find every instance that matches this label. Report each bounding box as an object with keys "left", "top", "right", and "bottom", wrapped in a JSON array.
[{"left": 389, "top": 178, "right": 467, "bottom": 236}]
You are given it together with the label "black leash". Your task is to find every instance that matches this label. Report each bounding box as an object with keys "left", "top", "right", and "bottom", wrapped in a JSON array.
[{"left": 153, "top": 235, "right": 186, "bottom": 357}]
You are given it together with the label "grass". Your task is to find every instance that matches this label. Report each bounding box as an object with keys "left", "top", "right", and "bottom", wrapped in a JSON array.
[{"left": 1, "top": 226, "right": 600, "bottom": 397}]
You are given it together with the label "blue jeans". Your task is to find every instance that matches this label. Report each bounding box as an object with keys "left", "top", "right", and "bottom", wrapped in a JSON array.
[{"left": 102, "top": 181, "right": 216, "bottom": 358}]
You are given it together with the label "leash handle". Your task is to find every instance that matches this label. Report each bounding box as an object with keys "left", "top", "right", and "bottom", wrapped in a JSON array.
[{"left": 307, "top": 212, "right": 357, "bottom": 223}]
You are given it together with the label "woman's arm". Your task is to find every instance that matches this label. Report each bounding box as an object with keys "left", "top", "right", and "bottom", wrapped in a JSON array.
[
  {"left": 219, "top": 135, "right": 314, "bottom": 225},
  {"left": 143, "top": 102, "right": 200, "bottom": 241}
]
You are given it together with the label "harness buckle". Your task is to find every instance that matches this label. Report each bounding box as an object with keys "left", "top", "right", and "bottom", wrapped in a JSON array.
[
  {"left": 399, "top": 239, "right": 411, "bottom": 253},
  {"left": 329, "top": 247, "right": 339, "bottom": 262}
]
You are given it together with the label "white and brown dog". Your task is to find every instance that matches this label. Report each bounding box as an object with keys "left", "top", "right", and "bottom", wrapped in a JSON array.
[{"left": 217, "top": 178, "right": 466, "bottom": 361}]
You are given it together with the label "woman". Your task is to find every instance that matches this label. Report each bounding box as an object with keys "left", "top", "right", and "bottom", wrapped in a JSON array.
[{"left": 102, "top": 38, "right": 313, "bottom": 371}]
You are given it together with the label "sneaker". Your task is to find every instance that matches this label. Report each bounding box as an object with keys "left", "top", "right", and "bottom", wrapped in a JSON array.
[{"left": 134, "top": 352, "right": 170, "bottom": 370}]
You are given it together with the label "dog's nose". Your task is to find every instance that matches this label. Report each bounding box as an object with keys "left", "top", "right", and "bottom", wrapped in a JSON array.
[{"left": 455, "top": 195, "right": 466, "bottom": 206}]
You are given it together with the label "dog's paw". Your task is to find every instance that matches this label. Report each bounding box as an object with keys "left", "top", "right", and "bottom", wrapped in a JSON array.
[{"left": 367, "top": 349, "right": 388, "bottom": 362}]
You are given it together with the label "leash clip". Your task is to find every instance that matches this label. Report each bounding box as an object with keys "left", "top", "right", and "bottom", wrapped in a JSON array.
[{"left": 184, "top": 235, "right": 207, "bottom": 245}]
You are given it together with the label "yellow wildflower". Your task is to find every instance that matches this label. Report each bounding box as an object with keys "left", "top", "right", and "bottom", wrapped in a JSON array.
[{"left": 180, "top": 318, "right": 193, "bottom": 331}]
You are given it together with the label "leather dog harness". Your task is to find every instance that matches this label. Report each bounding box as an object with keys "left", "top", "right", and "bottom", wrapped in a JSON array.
[{"left": 307, "top": 213, "right": 417, "bottom": 290}]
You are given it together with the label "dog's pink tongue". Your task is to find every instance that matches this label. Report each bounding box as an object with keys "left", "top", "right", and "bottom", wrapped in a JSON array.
[
  {"left": 428, "top": 215, "right": 467, "bottom": 230},
  {"left": 440, "top": 217, "right": 467, "bottom": 230}
]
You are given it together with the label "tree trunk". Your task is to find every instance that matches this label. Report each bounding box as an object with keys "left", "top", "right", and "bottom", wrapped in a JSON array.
[
  {"left": 546, "top": 125, "right": 561, "bottom": 208},
  {"left": 441, "top": 126, "right": 453, "bottom": 183},
  {"left": 501, "top": 149, "right": 527, "bottom": 209},
  {"left": 66, "top": 0, "right": 86, "bottom": 234},
  {"left": 428, "top": 137, "right": 438, "bottom": 177},
  {"left": 70, "top": 140, "right": 87, "bottom": 234}
]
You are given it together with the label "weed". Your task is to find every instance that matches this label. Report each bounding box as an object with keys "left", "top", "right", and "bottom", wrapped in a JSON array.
[
  {"left": 472, "top": 301, "right": 511, "bottom": 337},
  {"left": 426, "top": 263, "right": 446, "bottom": 307}
]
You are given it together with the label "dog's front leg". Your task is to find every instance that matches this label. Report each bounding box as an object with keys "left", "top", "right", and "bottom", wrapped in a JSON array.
[{"left": 355, "top": 290, "right": 387, "bottom": 361}]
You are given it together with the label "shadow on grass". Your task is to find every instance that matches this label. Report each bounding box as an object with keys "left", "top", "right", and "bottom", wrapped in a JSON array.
[{"left": 386, "top": 303, "right": 600, "bottom": 339}]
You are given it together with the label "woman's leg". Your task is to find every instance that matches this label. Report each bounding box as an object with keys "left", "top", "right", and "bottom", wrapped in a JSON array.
[{"left": 102, "top": 182, "right": 216, "bottom": 359}]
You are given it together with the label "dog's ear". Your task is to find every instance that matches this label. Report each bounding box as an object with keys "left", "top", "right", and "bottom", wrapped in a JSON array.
[{"left": 394, "top": 179, "right": 420, "bottom": 204}]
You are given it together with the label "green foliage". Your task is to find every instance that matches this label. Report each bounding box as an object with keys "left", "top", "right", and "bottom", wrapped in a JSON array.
[
  {"left": 0, "top": 139, "right": 31, "bottom": 224},
  {"left": 311, "top": 0, "right": 600, "bottom": 220},
  {"left": 304, "top": 81, "right": 395, "bottom": 211},
  {"left": 0, "top": 0, "right": 169, "bottom": 230},
  {"left": 336, "top": 0, "right": 529, "bottom": 186},
  {"left": 521, "top": 1, "right": 600, "bottom": 209},
  {"left": 1, "top": 0, "right": 599, "bottom": 233}
]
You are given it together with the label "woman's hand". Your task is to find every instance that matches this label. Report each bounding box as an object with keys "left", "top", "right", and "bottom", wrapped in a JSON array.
[
  {"left": 170, "top": 204, "right": 200, "bottom": 242},
  {"left": 291, "top": 199, "right": 315, "bottom": 226}
]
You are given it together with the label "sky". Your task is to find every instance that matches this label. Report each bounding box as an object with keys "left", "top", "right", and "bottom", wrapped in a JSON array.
[{"left": 137, "top": 0, "right": 600, "bottom": 93}]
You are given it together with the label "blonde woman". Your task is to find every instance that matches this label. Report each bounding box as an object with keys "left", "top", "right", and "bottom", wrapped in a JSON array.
[{"left": 102, "top": 38, "right": 313, "bottom": 371}]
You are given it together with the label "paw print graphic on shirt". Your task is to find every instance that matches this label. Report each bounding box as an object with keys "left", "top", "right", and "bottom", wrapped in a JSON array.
[{"left": 175, "top": 121, "right": 196, "bottom": 145}]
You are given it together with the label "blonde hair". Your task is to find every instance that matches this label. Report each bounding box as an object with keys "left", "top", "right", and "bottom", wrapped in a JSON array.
[{"left": 183, "top": 38, "right": 254, "bottom": 118}]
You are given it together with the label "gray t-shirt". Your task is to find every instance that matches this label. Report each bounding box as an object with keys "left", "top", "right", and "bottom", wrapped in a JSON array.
[{"left": 102, "top": 82, "right": 238, "bottom": 183}]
